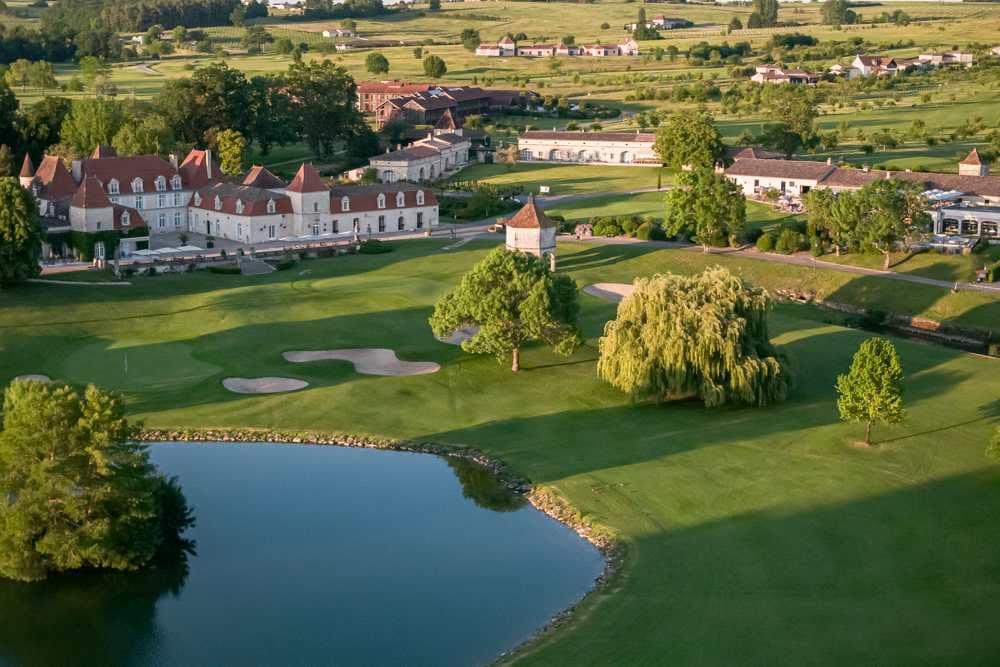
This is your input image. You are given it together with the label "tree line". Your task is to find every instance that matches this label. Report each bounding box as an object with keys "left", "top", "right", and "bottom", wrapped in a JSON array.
[
  {"left": 0, "top": 60, "right": 377, "bottom": 177},
  {"left": 44, "top": 0, "right": 240, "bottom": 33}
]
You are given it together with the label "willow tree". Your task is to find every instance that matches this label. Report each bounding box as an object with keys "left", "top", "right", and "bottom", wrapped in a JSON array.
[
  {"left": 429, "top": 247, "right": 581, "bottom": 372},
  {"left": 597, "top": 267, "right": 790, "bottom": 407}
]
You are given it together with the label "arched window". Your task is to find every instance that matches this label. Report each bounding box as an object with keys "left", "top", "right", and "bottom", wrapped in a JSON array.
[
  {"left": 121, "top": 211, "right": 130, "bottom": 227},
  {"left": 341, "top": 196, "right": 350, "bottom": 212},
  {"left": 214, "top": 196, "right": 222, "bottom": 211},
  {"left": 377, "top": 193, "right": 386, "bottom": 209},
  {"left": 155, "top": 176, "right": 167, "bottom": 192},
  {"left": 397, "top": 216, "right": 404, "bottom": 231},
  {"left": 416, "top": 190, "right": 425, "bottom": 206},
  {"left": 396, "top": 192, "right": 405, "bottom": 207},
  {"left": 108, "top": 178, "right": 119, "bottom": 195},
  {"left": 132, "top": 177, "right": 144, "bottom": 193},
  {"left": 235, "top": 199, "right": 244, "bottom": 215},
  {"left": 267, "top": 199, "right": 276, "bottom": 214},
  {"left": 171, "top": 175, "right": 182, "bottom": 190}
]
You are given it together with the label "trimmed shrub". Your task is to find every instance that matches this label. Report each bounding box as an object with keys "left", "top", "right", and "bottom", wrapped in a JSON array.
[
  {"left": 359, "top": 239, "right": 394, "bottom": 254},
  {"left": 774, "top": 228, "right": 805, "bottom": 255},
  {"left": 739, "top": 227, "right": 764, "bottom": 245},
  {"left": 756, "top": 232, "right": 775, "bottom": 252},
  {"left": 635, "top": 222, "right": 666, "bottom": 241}
]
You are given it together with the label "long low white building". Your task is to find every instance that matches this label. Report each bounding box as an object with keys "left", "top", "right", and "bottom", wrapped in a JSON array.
[{"left": 517, "top": 130, "right": 658, "bottom": 166}]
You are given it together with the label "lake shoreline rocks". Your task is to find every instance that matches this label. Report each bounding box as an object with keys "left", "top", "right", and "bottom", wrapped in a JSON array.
[{"left": 135, "top": 427, "right": 622, "bottom": 661}]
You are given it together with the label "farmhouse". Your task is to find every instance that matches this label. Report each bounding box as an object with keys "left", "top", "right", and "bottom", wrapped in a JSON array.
[
  {"left": 322, "top": 28, "right": 355, "bottom": 38},
  {"left": 517, "top": 130, "right": 658, "bottom": 166},
  {"left": 624, "top": 16, "right": 692, "bottom": 31},
  {"left": 723, "top": 149, "right": 1000, "bottom": 238},
  {"left": 476, "top": 37, "right": 638, "bottom": 57},
  {"left": 751, "top": 65, "right": 819, "bottom": 85},
  {"left": 918, "top": 51, "right": 974, "bottom": 67},
  {"left": 367, "top": 130, "right": 472, "bottom": 183}
]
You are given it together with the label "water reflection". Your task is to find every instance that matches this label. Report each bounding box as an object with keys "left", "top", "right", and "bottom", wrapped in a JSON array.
[
  {"left": 0, "top": 553, "right": 189, "bottom": 667},
  {"left": 447, "top": 457, "right": 528, "bottom": 513}
]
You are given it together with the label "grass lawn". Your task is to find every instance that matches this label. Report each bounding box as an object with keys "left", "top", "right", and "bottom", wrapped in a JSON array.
[
  {"left": 1, "top": 237, "right": 998, "bottom": 664},
  {"left": 546, "top": 191, "right": 667, "bottom": 221},
  {"left": 450, "top": 163, "right": 672, "bottom": 196},
  {"left": 820, "top": 244, "right": 1000, "bottom": 284}
]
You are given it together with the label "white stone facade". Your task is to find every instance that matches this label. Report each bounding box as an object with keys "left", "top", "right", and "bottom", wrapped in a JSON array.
[{"left": 517, "top": 131, "right": 658, "bottom": 166}]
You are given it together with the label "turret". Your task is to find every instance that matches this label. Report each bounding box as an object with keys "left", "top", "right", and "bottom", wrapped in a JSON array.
[{"left": 19, "top": 154, "right": 34, "bottom": 188}]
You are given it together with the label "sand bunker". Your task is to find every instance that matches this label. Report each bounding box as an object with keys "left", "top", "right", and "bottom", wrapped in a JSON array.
[
  {"left": 437, "top": 326, "right": 479, "bottom": 346},
  {"left": 583, "top": 283, "right": 634, "bottom": 303},
  {"left": 223, "top": 377, "right": 309, "bottom": 394},
  {"left": 283, "top": 348, "right": 440, "bottom": 376},
  {"left": 14, "top": 374, "right": 50, "bottom": 382}
]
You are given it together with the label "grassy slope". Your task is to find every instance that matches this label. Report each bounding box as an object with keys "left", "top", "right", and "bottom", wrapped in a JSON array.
[{"left": 1, "top": 238, "right": 998, "bottom": 665}]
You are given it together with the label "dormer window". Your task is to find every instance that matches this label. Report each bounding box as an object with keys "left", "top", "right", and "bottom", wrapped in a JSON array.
[
  {"left": 194, "top": 193, "right": 202, "bottom": 206},
  {"left": 132, "top": 177, "right": 143, "bottom": 193},
  {"left": 108, "top": 179, "right": 119, "bottom": 195},
  {"left": 155, "top": 176, "right": 166, "bottom": 192},
  {"left": 396, "top": 192, "right": 405, "bottom": 207},
  {"left": 171, "top": 175, "right": 182, "bottom": 190},
  {"left": 121, "top": 211, "right": 130, "bottom": 227},
  {"left": 214, "top": 195, "right": 222, "bottom": 211},
  {"left": 267, "top": 199, "right": 276, "bottom": 214},
  {"left": 341, "top": 196, "right": 350, "bottom": 212},
  {"left": 377, "top": 193, "right": 386, "bottom": 209},
  {"left": 235, "top": 199, "right": 244, "bottom": 215},
  {"left": 416, "top": 190, "right": 425, "bottom": 206}
]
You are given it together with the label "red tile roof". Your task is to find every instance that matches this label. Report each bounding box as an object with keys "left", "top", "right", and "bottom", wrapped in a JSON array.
[
  {"left": 19, "top": 153, "right": 33, "bottom": 178},
  {"left": 286, "top": 163, "right": 327, "bottom": 193},
  {"left": 520, "top": 130, "right": 655, "bottom": 143},
  {"left": 357, "top": 81, "right": 434, "bottom": 95},
  {"left": 725, "top": 157, "right": 837, "bottom": 181},
  {"left": 33, "top": 155, "right": 76, "bottom": 200},
  {"left": 91, "top": 145, "right": 118, "bottom": 159},
  {"left": 330, "top": 184, "right": 437, "bottom": 212},
  {"left": 71, "top": 175, "right": 112, "bottom": 209},
  {"left": 113, "top": 205, "right": 145, "bottom": 230},
  {"left": 178, "top": 149, "right": 222, "bottom": 190},
  {"left": 193, "top": 182, "right": 294, "bottom": 216},
  {"left": 80, "top": 155, "right": 178, "bottom": 195},
  {"left": 960, "top": 148, "right": 982, "bottom": 166},
  {"left": 505, "top": 196, "right": 554, "bottom": 229},
  {"left": 243, "top": 165, "right": 286, "bottom": 189}
]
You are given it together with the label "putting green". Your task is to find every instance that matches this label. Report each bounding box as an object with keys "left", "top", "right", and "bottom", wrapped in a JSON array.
[{"left": 61, "top": 340, "right": 222, "bottom": 393}]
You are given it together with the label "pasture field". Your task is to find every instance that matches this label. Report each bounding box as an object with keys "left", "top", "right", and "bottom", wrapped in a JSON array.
[{"left": 1, "top": 238, "right": 997, "bottom": 665}]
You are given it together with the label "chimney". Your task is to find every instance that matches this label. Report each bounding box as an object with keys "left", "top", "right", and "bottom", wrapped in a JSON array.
[
  {"left": 205, "top": 149, "right": 212, "bottom": 180},
  {"left": 71, "top": 159, "right": 82, "bottom": 183},
  {"left": 169, "top": 153, "right": 178, "bottom": 169}
]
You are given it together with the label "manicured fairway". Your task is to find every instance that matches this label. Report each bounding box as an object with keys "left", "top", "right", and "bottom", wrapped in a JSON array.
[
  {"left": 1, "top": 239, "right": 998, "bottom": 665},
  {"left": 451, "top": 163, "right": 672, "bottom": 196}
]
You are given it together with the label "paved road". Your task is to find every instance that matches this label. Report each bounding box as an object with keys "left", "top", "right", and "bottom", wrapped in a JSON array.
[{"left": 568, "top": 234, "right": 1000, "bottom": 296}]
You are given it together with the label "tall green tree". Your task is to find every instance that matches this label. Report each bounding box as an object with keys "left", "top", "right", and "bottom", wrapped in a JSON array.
[
  {"left": 423, "top": 54, "right": 447, "bottom": 78},
  {"left": 653, "top": 110, "right": 726, "bottom": 171},
  {"left": 0, "top": 380, "right": 194, "bottom": 582},
  {"left": 59, "top": 97, "right": 124, "bottom": 155},
  {"left": 822, "top": 0, "right": 857, "bottom": 25},
  {"left": 240, "top": 25, "right": 272, "bottom": 52},
  {"left": 112, "top": 113, "right": 175, "bottom": 157},
  {"left": 214, "top": 128, "right": 247, "bottom": 175},
  {"left": 598, "top": 267, "right": 791, "bottom": 407},
  {"left": 0, "top": 178, "right": 43, "bottom": 286},
  {"left": 248, "top": 74, "right": 298, "bottom": 156},
  {"left": 0, "top": 80, "right": 18, "bottom": 153},
  {"left": 429, "top": 247, "right": 581, "bottom": 372},
  {"left": 663, "top": 166, "right": 746, "bottom": 250},
  {"left": 836, "top": 337, "right": 905, "bottom": 446},
  {"left": 156, "top": 63, "right": 253, "bottom": 146},
  {"left": 460, "top": 28, "right": 480, "bottom": 51},
  {"left": 752, "top": 0, "right": 779, "bottom": 26},
  {"left": 4, "top": 59, "right": 32, "bottom": 92},
  {"left": 28, "top": 61, "right": 57, "bottom": 91},
  {"left": 365, "top": 51, "right": 390, "bottom": 75},
  {"left": 78, "top": 55, "right": 111, "bottom": 87},
  {"left": 284, "top": 59, "right": 368, "bottom": 158},
  {"left": 839, "top": 179, "right": 930, "bottom": 270}
]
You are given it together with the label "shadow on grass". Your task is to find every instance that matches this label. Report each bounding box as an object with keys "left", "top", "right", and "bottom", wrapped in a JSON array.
[{"left": 528, "top": 469, "right": 1000, "bottom": 665}]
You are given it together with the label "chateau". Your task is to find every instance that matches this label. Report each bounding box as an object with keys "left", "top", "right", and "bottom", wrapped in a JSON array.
[{"left": 20, "top": 146, "right": 439, "bottom": 256}]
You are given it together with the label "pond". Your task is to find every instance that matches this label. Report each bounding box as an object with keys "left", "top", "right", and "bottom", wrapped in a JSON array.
[{"left": 0, "top": 442, "right": 604, "bottom": 667}]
